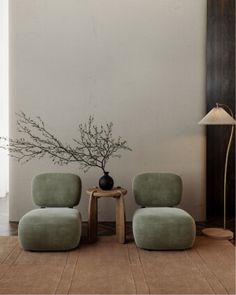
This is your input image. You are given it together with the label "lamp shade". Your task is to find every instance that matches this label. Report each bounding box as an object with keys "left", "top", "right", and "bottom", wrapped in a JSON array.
[{"left": 199, "top": 106, "right": 236, "bottom": 125}]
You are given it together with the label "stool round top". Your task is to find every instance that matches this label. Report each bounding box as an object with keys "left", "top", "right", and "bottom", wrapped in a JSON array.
[{"left": 86, "top": 187, "right": 127, "bottom": 198}]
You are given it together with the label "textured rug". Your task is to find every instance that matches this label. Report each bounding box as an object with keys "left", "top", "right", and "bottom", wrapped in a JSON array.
[{"left": 0, "top": 236, "right": 235, "bottom": 294}]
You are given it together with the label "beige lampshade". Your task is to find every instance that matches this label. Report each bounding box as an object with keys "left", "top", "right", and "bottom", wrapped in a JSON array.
[{"left": 199, "top": 106, "right": 236, "bottom": 125}]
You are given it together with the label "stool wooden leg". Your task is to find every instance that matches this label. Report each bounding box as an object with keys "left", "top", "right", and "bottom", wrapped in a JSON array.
[
  {"left": 88, "top": 194, "right": 97, "bottom": 243},
  {"left": 116, "top": 193, "right": 126, "bottom": 243}
]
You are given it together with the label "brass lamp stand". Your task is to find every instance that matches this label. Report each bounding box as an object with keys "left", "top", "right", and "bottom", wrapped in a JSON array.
[{"left": 199, "top": 103, "right": 236, "bottom": 240}]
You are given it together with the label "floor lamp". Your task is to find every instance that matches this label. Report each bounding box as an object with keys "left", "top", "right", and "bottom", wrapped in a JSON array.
[{"left": 199, "top": 103, "right": 236, "bottom": 240}]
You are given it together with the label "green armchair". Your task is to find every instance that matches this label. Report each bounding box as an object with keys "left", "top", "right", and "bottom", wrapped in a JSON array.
[
  {"left": 132, "top": 173, "right": 196, "bottom": 250},
  {"left": 18, "top": 173, "right": 82, "bottom": 251}
]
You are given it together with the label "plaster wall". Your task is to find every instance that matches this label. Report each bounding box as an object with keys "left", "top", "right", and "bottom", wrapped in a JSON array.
[{"left": 9, "top": 0, "right": 206, "bottom": 221}]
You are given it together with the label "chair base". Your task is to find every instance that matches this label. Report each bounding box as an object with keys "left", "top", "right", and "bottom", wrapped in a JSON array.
[
  {"left": 19, "top": 208, "right": 82, "bottom": 251},
  {"left": 133, "top": 207, "right": 196, "bottom": 250}
]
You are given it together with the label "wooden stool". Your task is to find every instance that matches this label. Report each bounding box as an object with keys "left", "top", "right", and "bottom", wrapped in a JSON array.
[{"left": 86, "top": 187, "right": 127, "bottom": 244}]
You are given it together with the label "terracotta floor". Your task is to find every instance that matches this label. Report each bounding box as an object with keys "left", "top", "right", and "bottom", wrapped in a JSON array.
[{"left": 0, "top": 235, "right": 235, "bottom": 294}]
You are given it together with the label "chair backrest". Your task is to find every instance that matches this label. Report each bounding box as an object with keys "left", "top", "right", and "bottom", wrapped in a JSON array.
[
  {"left": 133, "top": 172, "right": 182, "bottom": 207},
  {"left": 32, "top": 173, "right": 81, "bottom": 207}
]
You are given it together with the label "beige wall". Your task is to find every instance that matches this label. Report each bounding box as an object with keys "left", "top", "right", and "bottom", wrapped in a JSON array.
[{"left": 9, "top": 0, "right": 206, "bottom": 221}]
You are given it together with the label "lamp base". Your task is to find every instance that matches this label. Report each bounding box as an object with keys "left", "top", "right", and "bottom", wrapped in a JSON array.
[{"left": 202, "top": 228, "right": 234, "bottom": 240}]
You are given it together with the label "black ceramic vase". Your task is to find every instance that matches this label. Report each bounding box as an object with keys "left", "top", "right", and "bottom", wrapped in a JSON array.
[{"left": 99, "top": 172, "right": 114, "bottom": 190}]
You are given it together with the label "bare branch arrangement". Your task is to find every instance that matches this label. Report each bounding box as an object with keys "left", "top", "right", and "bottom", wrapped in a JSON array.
[{"left": 0, "top": 112, "right": 132, "bottom": 173}]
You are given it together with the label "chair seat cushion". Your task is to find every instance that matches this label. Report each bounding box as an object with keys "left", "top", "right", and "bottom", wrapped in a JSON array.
[
  {"left": 18, "top": 208, "right": 81, "bottom": 251},
  {"left": 133, "top": 207, "right": 195, "bottom": 250}
]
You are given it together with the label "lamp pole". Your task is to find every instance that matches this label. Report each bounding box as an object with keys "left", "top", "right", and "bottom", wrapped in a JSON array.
[{"left": 217, "top": 104, "right": 235, "bottom": 230}]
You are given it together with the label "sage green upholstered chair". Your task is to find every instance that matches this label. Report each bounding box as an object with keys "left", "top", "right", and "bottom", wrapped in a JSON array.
[
  {"left": 132, "top": 173, "right": 196, "bottom": 250},
  {"left": 18, "top": 173, "right": 82, "bottom": 251}
]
